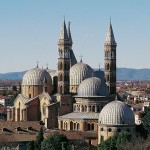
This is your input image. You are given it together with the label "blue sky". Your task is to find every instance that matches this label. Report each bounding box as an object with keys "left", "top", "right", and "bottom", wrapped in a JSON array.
[{"left": 0, "top": 0, "right": 150, "bottom": 73}]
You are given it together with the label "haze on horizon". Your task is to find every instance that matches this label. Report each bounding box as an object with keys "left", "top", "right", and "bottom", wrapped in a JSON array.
[{"left": 0, "top": 0, "right": 150, "bottom": 73}]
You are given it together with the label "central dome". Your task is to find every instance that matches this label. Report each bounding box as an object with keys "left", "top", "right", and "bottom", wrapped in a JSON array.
[
  {"left": 99, "top": 100, "right": 135, "bottom": 125},
  {"left": 22, "top": 67, "right": 52, "bottom": 86},
  {"left": 70, "top": 61, "right": 94, "bottom": 86},
  {"left": 77, "top": 77, "right": 109, "bottom": 97}
]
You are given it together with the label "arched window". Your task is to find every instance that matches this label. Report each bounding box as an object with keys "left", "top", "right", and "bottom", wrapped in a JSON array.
[
  {"left": 77, "top": 123, "right": 80, "bottom": 130},
  {"left": 73, "top": 123, "right": 76, "bottom": 130},
  {"left": 70, "top": 121, "right": 73, "bottom": 130},
  {"left": 89, "top": 106, "right": 91, "bottom": 112},
  {"left": 92, "top": 106, "right": 95, "bottom": 112},
  {"left": 107, "top": 75, "right": 109, "bottom": 81},
  {"left": 97, "top": 106, "right": 100, "bottom": 112},
  {"left": 61, "top": 121, "right": 63, "bottom": 129},
  {"left": 60, "top": 62, "right": 63, "bottom": 70},
  {"left": 59, "top": 86, "right": 63, "bottom": 94},
  {"left": 88, "top": 124, "right": 90, "bottom": 130},
  {"left": 60, "top": 74, "right": 63, "bottom": 81},
  {"left": 108, "top": 128, "right": 112, "bottom": 132},
  {"left": 107, "top": 63, "right": 110, "bottom": 70},
  {"left": 85, "top": 105, "right": 87, "bottom": 112},
  {"left": 63, "top": 122, "right": 65, "bottom": 129},
  {"left": 82, "top": 105, "right": 84, "bottom": 112},
  {"left": 66, "top": 122, "right": 68, "bottom": 130},
  {"left": 91, "top": 124, "right": 94, "bottom": 130}
]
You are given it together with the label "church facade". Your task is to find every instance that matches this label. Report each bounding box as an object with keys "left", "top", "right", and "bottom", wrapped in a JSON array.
[{"left": 7, "top": 20, "right": 135, "bottom": 145}]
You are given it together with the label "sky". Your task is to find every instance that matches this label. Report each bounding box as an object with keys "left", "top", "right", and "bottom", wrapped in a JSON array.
[{"left": 0, "top": 0, "right": 150, "bottom": 73}]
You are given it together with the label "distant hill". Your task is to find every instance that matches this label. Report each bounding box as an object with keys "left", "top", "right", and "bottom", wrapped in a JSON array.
[
  {"left": 0, "top": 71, "right": 26, "bottom": 80},
  {"left": 0, "top": 68, "right": 150, "bottom": 80},
  {"left": 117, "top": 68, "right": 150, "bottom": 80}
]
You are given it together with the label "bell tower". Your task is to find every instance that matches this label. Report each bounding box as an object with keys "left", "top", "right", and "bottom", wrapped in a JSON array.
[
  {"left": 104, "top": 20, "right": 117, "bottom": 97},
  {"left": 57, "top": 20, "right": 76, "bottom": 94}
]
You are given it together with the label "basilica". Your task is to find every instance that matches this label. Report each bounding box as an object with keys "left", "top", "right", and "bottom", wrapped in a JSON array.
[{"left": 7, "top": 20, "right": 135, "bottom": 145}]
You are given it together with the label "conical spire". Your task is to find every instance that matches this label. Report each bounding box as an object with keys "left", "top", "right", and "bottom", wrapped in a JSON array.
[
  {"left": 68, "top": 22, "right": 72, "bottom": 42},
  {"left": 79, "top": 54, "right": 83, "bottom": 63},
  {"left": 59, "top": 18, "right": 69, "bottom": 40},
  {"left": 105, "top": 19, "right": 116, "bottom": 44}
]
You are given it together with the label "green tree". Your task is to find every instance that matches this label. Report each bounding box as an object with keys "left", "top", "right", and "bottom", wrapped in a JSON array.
[
  {"left": 142, "top": 110, "right": 150, "bottom": 135},
  {"left": 34, "top": 126, "right": 44, "bottom": 150},
  {"left": 117, "top": 135, "right": 147, "bottom": 150},
  {"left": 27, "top": 141, "right": 34, "bottom": 150},
  {"left": 41, "top": 133, "right": 68, "bottom": 150},
  {"left": 12, "top": 85, "right": 17, "bottom": 91},
  {"left": 10, "top": 92, "right": 18, "bottom": 106},
  {"left": 98, "top": 132, "right": 132, "bottom": 150}
]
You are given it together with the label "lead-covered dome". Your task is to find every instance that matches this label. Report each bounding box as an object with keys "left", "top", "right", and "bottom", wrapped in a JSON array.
[
  {"left": 99, "top": 100, "right": 135, "bottom": 125},
  {"left": 70, "top": 61, "right": 94, "bottom": 86},
  {"left": 77, "top": 77, "right": 109, "bottom": 97},
  {"left": 46, "top": 69, "right": 57, "bottom": 84},
  {"left": 22, "top": 67, "right": 52, "bottom": 85}
]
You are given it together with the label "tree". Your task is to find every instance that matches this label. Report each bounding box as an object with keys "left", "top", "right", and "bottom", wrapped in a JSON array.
[
  {"left": 98, "top": 132, "right": 132, "bottom": 150},
  {"left": 142, "top": 110, "right": 150, "bottom": 135},
  {"left": 117, "top": 136, "right": 147, "bottom": 150},
  {"left": 41, "top": 133, "right": 68, "bottom": 150},
  {"left": 34, "top": 126, "right": 44, "bottom": 150},
  {"left": 27, "top": 141, "right": 34, "bottom": 150},
  {"left": 12, "top": 85, "right": 17, "bottom": 91}
]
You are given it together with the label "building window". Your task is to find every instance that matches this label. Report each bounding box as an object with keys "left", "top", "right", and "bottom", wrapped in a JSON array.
[
  {"left": 100, "top": 136, "right": 104, "bottom": 142},
  {"left": 70, "top": 121, "right": 73, "bottom": 130},
  {"left": 77, "top": 123, "right": 80, "bottom": 130},
  {"left": 82, "top": 105, "right": 84, "bottom": 112},
  {"left": 97, "top": 106, "right": 100, "bottom": 112},
  {"left": 91, "top": 124, "right": 94, "bottom": 130},
  {"left": 108, "top": 128, "right": 112, "bottom": 132},
  {"left": 29, "top": 94, "right": 31, "bottom": 98},
  {"left": 73, "top": 123, "right": 76, "bottom": 130},
  {"left": 92, "top": 106, "right": 95, "bottom": 112},
  {"left": 45, "top": 87, "right": 47, "bottom": 92},
  {"left": 88, "top": 124, "right": 90, "bottom": 130},
  {"left": 85, "top": 105, "right": 87, "bottom": 112},
  {"left": 89, "top": 106, "right": 91, "bottom": 112},
  {"left": 100, "top": 128, "right": 104, "bottom": 131}
]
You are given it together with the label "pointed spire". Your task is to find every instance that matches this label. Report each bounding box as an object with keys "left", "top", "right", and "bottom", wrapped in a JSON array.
[
  {"left": 79, "top": 54, "right": 83, "bottom": 63},
  {"left": 68, "top": 21, "right": 72, "bottom": 42},
  {"left": 36, "top": 60, "right": 39, "bottom": 68},
  {"left": 98, "top": 63, "right": 101, "bottom": 70},
  {"left": 46, "top": 63, "right": 48, "bottom": 69},
  {"left": 105, "top": 18, "right": 116, "bottom": 44},
  {"left": 59, "top": 18, "right": 69, "bottom": 40}
]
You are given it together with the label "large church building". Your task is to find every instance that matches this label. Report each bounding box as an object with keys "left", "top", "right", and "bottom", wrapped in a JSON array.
[{"left": 7, "top": 20, "right": 135, "bottom": 145}]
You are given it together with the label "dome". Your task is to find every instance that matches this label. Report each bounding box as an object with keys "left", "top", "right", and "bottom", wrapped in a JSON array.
[
  {"left": 77, "top": 77, "right": 109, "bottom": 97},
  {"left": 70, "top": 61, "right": 94, "bottom": 86},
  {"left": 99, "top": 100, "right": 135, "bottom": 125},
  {"left": 46, "top": 69, "right": 57, "bottom": 85},
  {"left": 46, "top": 69, "right": 57, "bottom": 78},
  {"left": 22, "top": 67, "right": 52, "bottom": 86}
]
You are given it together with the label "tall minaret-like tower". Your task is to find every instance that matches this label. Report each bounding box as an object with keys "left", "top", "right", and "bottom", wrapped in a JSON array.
[
  {"left": 57, "top": 20, "right": 76, "bottom": 94},
  {"left": 104, "top": 20, "right": 117, "bottom": 97}
]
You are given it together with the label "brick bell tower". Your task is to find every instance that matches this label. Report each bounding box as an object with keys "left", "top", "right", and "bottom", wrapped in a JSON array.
[
  {"left": 57, "top": 19, "right": 76, "bottom": 94},
  {"left": 104, "top": 20, "right": 117, "bottom": 97}
]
